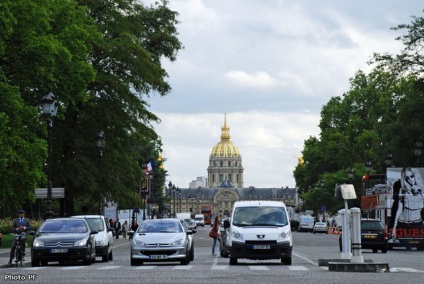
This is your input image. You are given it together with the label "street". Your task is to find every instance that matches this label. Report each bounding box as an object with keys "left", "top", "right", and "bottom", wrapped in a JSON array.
[{"left": 1, "top": 226, "right": 424, "bottom": 283}]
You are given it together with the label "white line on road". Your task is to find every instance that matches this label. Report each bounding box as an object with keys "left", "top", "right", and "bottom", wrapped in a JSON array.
[{"left": 248, "top": 265, "right": 269, "bottom": 270}]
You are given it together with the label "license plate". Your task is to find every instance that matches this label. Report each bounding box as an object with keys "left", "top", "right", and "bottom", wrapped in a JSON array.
[
  {"left": 51, "top": 249, "right": 68, "bottom": 253},
  {"left": 150, "top": 255, "right": 167, "bottom": 259},
  {"left": 252, "top": 245, "right": 270, "bottom": 249},
  {"left": 364, "top": 235, "right": 376, "bottom": 239}
]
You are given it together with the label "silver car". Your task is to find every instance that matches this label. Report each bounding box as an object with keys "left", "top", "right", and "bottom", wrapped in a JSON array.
[{"left": 130, "top": 219, "right": 192, "bottom": 265}]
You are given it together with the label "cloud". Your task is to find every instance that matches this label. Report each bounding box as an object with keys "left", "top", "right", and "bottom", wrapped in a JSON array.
[{"left": 145, "top": 0, "right": 423, "bottom": 188}]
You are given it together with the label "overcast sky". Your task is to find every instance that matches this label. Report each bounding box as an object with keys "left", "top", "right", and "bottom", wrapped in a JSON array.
[{"left": 145, "top": 0, "right": 423, "bottom": 189}]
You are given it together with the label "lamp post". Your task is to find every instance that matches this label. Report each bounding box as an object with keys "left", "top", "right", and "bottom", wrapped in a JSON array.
[
  {"left": 171, "top": 184, "right": 176, "bottom": 217},
  {"left": 177, "top": 187, "right": 181, "bottom": 214},
  {"left": 415, "top": 141, "right": 423, "bottom": 165},
  {"left": 365, "top": 161, "right": 372, "bottom": 175},
  {"left": 385, "top": 153, "right": 393, "bottom": 168},
  {"left": 320, "top": 178, "right": 325, "bottom": 222},
  {"left": 40, "top": 93, "right": 58, "bottom": 220},
  {"left": 96, "top": 130, "right": 106, "bottom": 215},
  {"left": 348, "top": 168, "right": 354, "bottom": 180}
]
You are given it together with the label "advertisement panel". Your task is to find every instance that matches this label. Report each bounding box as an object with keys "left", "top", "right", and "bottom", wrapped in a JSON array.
[{"left": 387, "top": 167, "right": 424, "bottom": 250}]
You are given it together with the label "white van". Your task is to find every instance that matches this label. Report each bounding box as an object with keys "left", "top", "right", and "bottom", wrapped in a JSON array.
[
  {"left": 194, "top": 214, "right": 205, "bottom": 227},
  {"left": 298, "top": 215, "right": 315, "bottom": 232},
  {"left": 72, "top": 215, "right": 114, "bottom": 262},
  {"left": 226, "top": 200, "right": 293, "bottom": 265}
]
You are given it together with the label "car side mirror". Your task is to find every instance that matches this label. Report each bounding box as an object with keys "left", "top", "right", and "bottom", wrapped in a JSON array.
[
  {"left": 28, "top": 230, "right": 36, "bottom": 236},
  {"left": 90, "top": 230, "right": 98, "bottom": 235},
  {"left": 223, "top": 220, "right": 230, "bottom": 229}
]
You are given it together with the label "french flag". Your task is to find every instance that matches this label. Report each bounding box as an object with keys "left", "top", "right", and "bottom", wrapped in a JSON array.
[{"left": 146, "top": 161, "right": 153, "bottom": 172}]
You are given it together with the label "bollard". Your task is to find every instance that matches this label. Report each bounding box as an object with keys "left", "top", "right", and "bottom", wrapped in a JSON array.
[
  {"left": 339, "top": 207, "right": 351, "bottom": 259},
  {"left": 350, "top": 207, "right": 363, "bottom": 263}
]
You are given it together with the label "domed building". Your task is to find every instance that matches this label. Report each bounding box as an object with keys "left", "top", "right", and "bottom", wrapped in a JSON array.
[
  {"left": 207, "top": 114, "right": 244, "bottom": 188},
  {"left": 161, "top": 114, "right": 297, "bottom": 220}
]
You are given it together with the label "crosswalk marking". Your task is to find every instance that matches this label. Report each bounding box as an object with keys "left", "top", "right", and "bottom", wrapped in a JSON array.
[
  {"left": 134, "top": 265, "right": 156, "bottom": 270},
  {"left": 12, "top": 264, "right": 424, "bottom": 272},
  {"left": 248, "top": 265, "right": 269, "bottom": 271},
  {"left": 211, "top": 265, "right": 229, "bottom": 270},
  {"left": 97, "top": 265, "right": 121, "bottom": 270},
  {"left": 288, "top": 265, "right": 309, "bottom": 271},
  {"left": 173, "top": 265, "right": 193, "bottom": 270}
]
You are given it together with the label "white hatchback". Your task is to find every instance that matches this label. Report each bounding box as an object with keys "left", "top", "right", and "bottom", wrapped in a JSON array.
[{"left": 72, "top": 215, "right": 114, "bottom": 262}]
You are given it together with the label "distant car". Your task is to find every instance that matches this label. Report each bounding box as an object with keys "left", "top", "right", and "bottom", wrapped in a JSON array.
[
  {"left": 71, "top": 215, "right": 114, "bottom": 262},
  {"left": 180, "top": 219, "right": 195, "bottom": 261},
  {"left": 339, "top": 218, "right": 388, "bottom": 253},
  {"left": 130, "top": 218, "right": 193, "bottom": 265},
  {"left": 183, "top": 219, "right": 197, "bottom": 233},
  {"left": 313, "top": 222, "right": 328, "bottom": 234},
  {"left": 30, "top": 218, "right": 97, "bottom": 266},
  {"left": 194, "top": 214, "right": 205, "bottom": 227}
]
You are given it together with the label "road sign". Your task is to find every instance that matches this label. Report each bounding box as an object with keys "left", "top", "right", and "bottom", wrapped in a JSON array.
[
  {"left": 322, "top": 206, "right": 326, "bottom": 212},
  {"left": 35, "top": 188, "right": 65, "bottom": 199}
]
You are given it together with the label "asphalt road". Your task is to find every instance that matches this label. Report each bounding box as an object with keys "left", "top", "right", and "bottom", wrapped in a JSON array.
[{"left": 1, "top": 226, "right": 424, "bottom": 283}]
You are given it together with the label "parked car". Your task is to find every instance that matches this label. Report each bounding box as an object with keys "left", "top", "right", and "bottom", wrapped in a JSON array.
[
  {"left": 71, "top": 215, "right": 114, "bottom": 261},
  {"left": 339, "top": 218, "right": 388, "bottom": 253},
  {"left": 30, "top": 218, "right": 97, "bottom": 266},
  {"left": 313, "top": 222, "right": 328, "bottom": 234},
  {"left": 130, "top": 218, "right": 193, "bottom": 265}
]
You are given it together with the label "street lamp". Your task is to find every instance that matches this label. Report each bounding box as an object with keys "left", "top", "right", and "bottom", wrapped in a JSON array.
[
  {"left": 415, "top": 141, "right": 423, "bottom": 165},
  {"left": 385, "top": 153, "right": 393, "bottom": 168},
  {"left": 40, "top": 93, "right": 58, "bottom": 220},
  {"left": 175, "top": 187, "right": 181, "bottom": 214},
  {"left": 347, "top": 168, "right": 355, "bottom": 180},
  {"left": 171, "top": 184, "right": 176, "bottom": 217},
  {"left": 96, "top": 130, "right": 106, "bottom": 214},
  {"left": 365, "top": 161, "right": 372, "bottom": 175}
]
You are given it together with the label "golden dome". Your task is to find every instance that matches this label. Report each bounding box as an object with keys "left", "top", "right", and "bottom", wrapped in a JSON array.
[{"left": 210, "top": 114, "right": 241, "bottom": 158}]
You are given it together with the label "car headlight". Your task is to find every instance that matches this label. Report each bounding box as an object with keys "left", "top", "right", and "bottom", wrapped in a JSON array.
[
  {"left": 96, "top": 240, "right": 107, "bottom": 246},
  {"left": 134, "top": 239, "right": 145, "bottom": 246},
  {"left": 74, "top": 239, "right": 88, "bottom": 247},
  {"left": 279, "top": 231, "right": 291, "bottom": 239},
  {"left": 172, "top": 239, "right": 183, "bottom": 246},
  {"left": 33, "top": 240, "right": 44, "bottom": 247},
  {"left": 231, "top": 229, "right": 244, "bottom": 241}
]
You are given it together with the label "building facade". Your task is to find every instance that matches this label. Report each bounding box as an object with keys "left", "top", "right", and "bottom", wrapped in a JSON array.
[{"left": 164, "top": 114, "right": 297, "bottom": 219}]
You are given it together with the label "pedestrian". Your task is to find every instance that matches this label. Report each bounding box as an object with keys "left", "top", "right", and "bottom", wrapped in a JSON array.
[
  {"left": 114, "top": 218, "right": 121, "bottom": 239},
  {"left": 122, "top": 220, "right": 129, "bottom": 238},
  {"left": 9, "top": 209, "right": 31, "bottom": 265},
  {"left": 211, "top": 216, "right": 221, "bottom": 256},
  {"left": 129, "top": 219, "right": 139, "bottom": 240}
]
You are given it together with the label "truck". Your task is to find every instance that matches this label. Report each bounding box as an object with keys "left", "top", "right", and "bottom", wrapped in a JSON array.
[{"left": 298, "top": 215, "right": 314, "bottom": 232}]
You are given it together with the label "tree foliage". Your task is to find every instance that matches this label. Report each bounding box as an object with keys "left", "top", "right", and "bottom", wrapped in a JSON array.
[
  {"left": 295, "top": 9, "right": 424, "bottom": 216},
  {"left": 0, "top": 0, "right": 182, "bottom": 217}
]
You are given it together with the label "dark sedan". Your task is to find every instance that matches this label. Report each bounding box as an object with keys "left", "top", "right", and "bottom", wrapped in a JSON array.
[{"left": 30, "top": 218, "right": 98, "bottom": 266}]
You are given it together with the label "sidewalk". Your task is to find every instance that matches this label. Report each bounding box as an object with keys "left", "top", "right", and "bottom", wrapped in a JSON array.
[{"left": 0, "top": 236, "right": 130, "bottom": 269}]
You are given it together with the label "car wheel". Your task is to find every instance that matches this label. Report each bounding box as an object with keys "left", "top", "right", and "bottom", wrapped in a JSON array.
[
  {"left": 230, "top": 257, "right": 238, "bottom": 265},
  {"left": 190, "top": 248, "right": 194, "bottom": 261},
  {"left": 31, "top": 257, "right": 40, "bottom": 267},
  {"left": 102, "top": 254, "right": 108, "bottom": 262},
  {"left": 381, "top": 248, "right": 388, "bottom": 253},
  {"left": 131, "top": 258, "right": 140, "bottom": 266},
  {"left": 41, "top": 260, "right": 48, "bottom": 266},
  {"left": 281, "top": 257, "right": 292, "bottom": 265},
  {"left": 108, "top": 249, "right": 113, "bottom": 260},
  {"left": 180, "top": 253, "right": 190, "bottom": 265},
  {"left": 313, "top": 231, "right": 316, "bottom": 234},
  {"left": 372, "top": 248, "right": 378, "bottom": 253}
]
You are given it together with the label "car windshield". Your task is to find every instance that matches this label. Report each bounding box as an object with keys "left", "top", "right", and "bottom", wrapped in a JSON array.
[
  {"left": 39, "top": 220, "right": 88, "bottom": 233},
  {"left": 232, "top": 206, "right": 288, "bottom": 227},
  {"left": 361, "top": 221, "right": 384, "bottom": 230},
  {"left": 137, "top": 221, "right": 183, "bottom": 233},
  {"left": 85, "top": 218, "right": 104, "bottom": 231}
]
